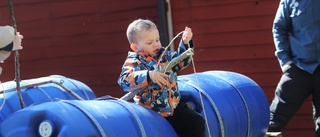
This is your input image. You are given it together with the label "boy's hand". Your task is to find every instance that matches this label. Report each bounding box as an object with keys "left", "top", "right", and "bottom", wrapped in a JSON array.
[
  {"left": 149, "top": 70, "right": 168, "bottom": 86},
  {"left": 182, "top": 26, "right": 193, "bottom": 45}
]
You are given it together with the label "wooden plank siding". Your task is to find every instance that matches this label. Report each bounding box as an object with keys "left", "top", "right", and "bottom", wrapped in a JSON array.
[
  {"left": 0, "top": 0, "right": 314, "bottom": 136},
  {"left": 0, "top": 0, "right": 159, "bottom": 98}
]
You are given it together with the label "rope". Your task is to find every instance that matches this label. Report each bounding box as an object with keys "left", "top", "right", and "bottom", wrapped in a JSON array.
[
  {"left": 189, "top": 59, "right": 212, "bottom": 137},
  {"left": 52, "top": 80, "right": 84, "bottom": 100},
  {"left": 150, "top": 30, "right": 184, "bottom": 85},
  {"left": 117, "top": 100, "right": 147, "bottom": 137},
  {"left": 36, "top": 86, "right": 53, "bottom": 102},
  {"left": 0, "top": 82, "right": 6, "bottom": 110},
  {"left": 180, "top": 80, "right": 224, "bottom": 137},
  {"left": 8, "top": 0, "right": 17, "bottom": 31},
  {"left": 8, "top": 0, "right": 24, "bottom": 109},
  {"left": 156, "top": 31, "right": 184, "bottom": 70},
  {"left": 209, "top": 73, "right": 251, "bottom": 137},
  {"left": 0, "top": 80, "right": 84, "bottom": 100},
  {"left": 63, "top": 78, "right": 90, "bottom": 100},
  {"left": 62, "top": 100, "right": 107, "bottom": 137}
]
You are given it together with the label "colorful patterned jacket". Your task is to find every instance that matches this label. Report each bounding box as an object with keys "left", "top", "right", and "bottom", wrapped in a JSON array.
[{"left": 118, "top": 40, "right": 194, "bottom": 117}]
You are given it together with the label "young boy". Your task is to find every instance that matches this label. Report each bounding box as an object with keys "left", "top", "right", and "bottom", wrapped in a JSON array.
[
  {"left": 0, "top": 25, "right": 24, "bottom": 75},
  {"left": 118, "top": 19, "right": 205, "bottom": 137}
]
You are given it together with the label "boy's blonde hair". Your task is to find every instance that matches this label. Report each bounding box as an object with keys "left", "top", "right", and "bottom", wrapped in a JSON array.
[{"left": 126, "top": 19, "right": 157, "bottom": 44}]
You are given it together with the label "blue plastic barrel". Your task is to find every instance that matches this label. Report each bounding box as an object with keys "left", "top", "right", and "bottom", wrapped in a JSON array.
[
  {"left": 0, "top": 100, "right": 177, "bottom": 137},
  {"left": 0, "top": 75, "right": 96, "bottom": 124},
  {"left": 178, "top": 71, "right": 270, "bottom": 137}
]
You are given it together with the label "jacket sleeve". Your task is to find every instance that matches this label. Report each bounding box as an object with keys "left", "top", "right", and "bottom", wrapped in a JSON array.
[
  {"left": 170, "top": 39, "right": 194, "bottom": 72},
  {"left": 273, "top": 0, "right": 292, "bottom": 66},
  {"left": 117, "top": 54, "right": 150, "bottom": 93}
]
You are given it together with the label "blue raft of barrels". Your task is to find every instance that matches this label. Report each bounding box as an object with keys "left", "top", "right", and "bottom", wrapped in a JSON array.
[{"left": 0, "top": 71, "right": 270, "bottom": 137}]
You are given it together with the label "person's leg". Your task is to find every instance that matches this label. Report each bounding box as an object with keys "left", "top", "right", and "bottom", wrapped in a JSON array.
[
  {"left": 312, "top": 95, "right": 320, "bottom": 137},
  {"left": 269, "top": 64, "right": 313, "bottom": 131},
  {"left": 312, "top": 67, "right": 320, "bottom": 136},
  {"left": 166, "top": 102, "right": 205, "bottom": 137}
]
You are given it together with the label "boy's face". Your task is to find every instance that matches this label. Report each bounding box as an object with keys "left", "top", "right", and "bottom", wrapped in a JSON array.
[{"left": 134, "top": 28, "right": 162, "bottom": 57}]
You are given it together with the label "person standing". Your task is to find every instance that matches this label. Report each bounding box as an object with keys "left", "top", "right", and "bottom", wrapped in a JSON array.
[{"left": 268, "top": 0, "right": 320, "bottom": 136}]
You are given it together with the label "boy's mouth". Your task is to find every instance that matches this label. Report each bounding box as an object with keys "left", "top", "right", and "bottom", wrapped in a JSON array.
[{"left": 153, "top": 49, "right": 159, "bottom": 53}]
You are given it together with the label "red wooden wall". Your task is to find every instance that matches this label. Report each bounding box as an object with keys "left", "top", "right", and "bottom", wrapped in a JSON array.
[
  {"left": 0, "top": 0, "right": 314, "bottom": 136},
  {"left": 0, "top": 0, "right": 159, "bottom": 98}
]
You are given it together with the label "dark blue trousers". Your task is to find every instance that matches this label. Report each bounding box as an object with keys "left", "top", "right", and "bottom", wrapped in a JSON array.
[{"left": 269, "top": 64, "right": 320, "bottom": 136}]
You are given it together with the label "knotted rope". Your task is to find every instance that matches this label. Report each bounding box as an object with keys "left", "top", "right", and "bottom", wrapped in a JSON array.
[{"left": 8, "top": 0, "right": 24, "bottom": 108}]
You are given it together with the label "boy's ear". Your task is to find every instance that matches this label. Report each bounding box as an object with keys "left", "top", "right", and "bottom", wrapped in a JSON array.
[{"left": 130, "top": 44, "right": 138, "bottom": 52}]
